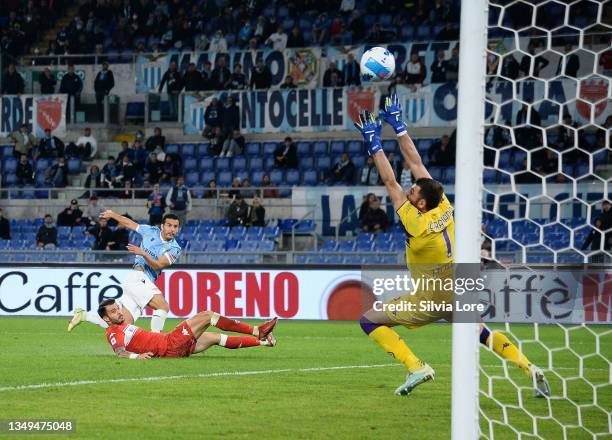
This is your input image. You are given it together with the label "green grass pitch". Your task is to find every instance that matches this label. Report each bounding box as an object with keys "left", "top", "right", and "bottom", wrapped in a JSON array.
[{"left": 0, "top": 318, "right": 609, "bottom": 439}]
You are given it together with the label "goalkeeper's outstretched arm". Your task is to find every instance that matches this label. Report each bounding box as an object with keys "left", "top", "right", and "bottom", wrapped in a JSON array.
[{"left": 380, "top": 94, "right": 432, "bottom": 180}]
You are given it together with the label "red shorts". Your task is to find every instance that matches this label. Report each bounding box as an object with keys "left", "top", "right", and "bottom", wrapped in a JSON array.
[{"left": 162, "top": 321, "right": 197, "bottom": 358}]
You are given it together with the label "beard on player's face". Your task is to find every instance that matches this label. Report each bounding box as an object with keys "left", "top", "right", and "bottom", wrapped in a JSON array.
[{"left": 161, "top": 220, "right": 179, "bottom": 240}]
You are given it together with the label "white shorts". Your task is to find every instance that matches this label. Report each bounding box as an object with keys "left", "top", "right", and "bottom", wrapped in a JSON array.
[{"left": 119, "top": 270, "right": 162, "bottom": 322}]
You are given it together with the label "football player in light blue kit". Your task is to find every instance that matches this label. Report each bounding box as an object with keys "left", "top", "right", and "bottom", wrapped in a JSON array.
[{"left": 68, "top": 211, "right": 182, "bottom": 333}]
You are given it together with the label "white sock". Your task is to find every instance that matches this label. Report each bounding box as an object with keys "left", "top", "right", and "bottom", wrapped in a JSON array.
[
  {"left": 85, "top": 311, "right": 108, "bottom": 329},
  {"left": 219, "top": 334, "right": 228, "bottom": 347},
  {"left": 151, "top": 310, "right": 168, "bottom": 332}
]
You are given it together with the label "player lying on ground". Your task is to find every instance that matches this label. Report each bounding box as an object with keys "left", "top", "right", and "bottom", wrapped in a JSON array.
[
  {"left": 98, "top": 299, "right": 278, "bottom": 359},
  {"left": 354, "top": 95, "right": 550, "bottom": 397},
  {"left": 69, "top": 212, "right": 183, "bottom": 333}
]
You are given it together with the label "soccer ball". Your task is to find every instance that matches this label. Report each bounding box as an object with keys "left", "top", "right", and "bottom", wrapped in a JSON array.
[{"left": 360, "top": 47, "right": 395, "bottom": 81}]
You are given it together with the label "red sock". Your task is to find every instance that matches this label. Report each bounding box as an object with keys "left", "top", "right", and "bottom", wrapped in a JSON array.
[
  {"left": 211, "top": 313, "right": 255, "bottom": 336},
  {"left": 219, "top": 335, "right": 261, "bottom": 349}
]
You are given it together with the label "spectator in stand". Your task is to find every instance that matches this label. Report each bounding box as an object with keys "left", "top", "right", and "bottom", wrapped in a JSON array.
[
  {"left": 229, "top": 177, "right": 242, "bottom": 198},
  {"left": 203, "top": 98, "right": 222, "bottom": 138},
  {"left": 94, "top": 61, "right": 114, "bottom": 121},
  {"left": 201, "top": 61, "right": 213, "bottom": 90},
  {"left": 330, "top": 153, "right": 356, "bottom": 184},
  {"left": 211, "top": 57, "right": 231, "bottom": 90},
  {"left": 446, "top": 46, "right": 459, "bottom": 81},
  {"left": 248, "top": 197, "right": 266, "bottom": 226},
  {"left": 136, "top": 180, "right": 152, "bottom": 199},
  {"left": 280, "top": 75, "right": 297, "bottom": 89},
  {"left": 403, "top": 53, "right": 426, "bottom": 87},
  {"left": 265, "top": 25, "right": 288, "bottom": 50},
  {"left": 387, "top": 151, "right": 402, "bottom": 177},
  {"left": 36, "top": 214, "right": 58, "bottom": 248},
  {"left": 160, "top": 155, "right": 181, "bottom": 184},
  {"left": 348, "top": 10, "right": 365, "bottom": 42},
  {"left": 435, "top": 22, "right": 459, "bottom": 41},
  {"left": 147, "top": 183, "right": 166, "bottom": 226},
  {"left": 118, "top": 181, "right": 135, "bottom": 199},
  {"left": 45, "top": 157, "right": 68, "bottom": 187},
  {"left": 39, "top": 68, "right": 56, "bottom": 94},
  {"left": 158, "top": 61, "right": 183, "bottom": 119},
  {"left": 237, "top": 20, "right": 254, "bottom": 47},
  {"left": 430, "top": 51, "right": 448, "bottom": 83},
  {"left": 556, "top": 44, "right": 580, "bottom": 78},
  {"left": 361, "top": 197, "right": 388, "bottom": 234},
  {"left": 16, "top": 154, "right": 34, "bottom": 184},
  {"left": 262, "top": 174, "right": 279, "bottom": 198},
  {"left": 87, "top": 216, "right": 114, "bottom": 251},
  {"left": 209, "top": 128, "right": 225, "bottom": 156},
  {"left": 75, "top": 127, "right": 97, "bottom": 160},
  {"left": 344, "top": 53, "right": 361, "bottom": 86},
  {"left": 399, "top": 160, "right": 413, "bottom": 189},
  {"left": 323, "top": 61, "right": 344, "bottom": 87},
  {"left": 109, "top": 218, "right": 130, "bottom": 251},
  {"left": 219, "top": 129, "right": 245, "bottom": 157},
  {"left": 312, "top": 12, "right": 330, "bottom": 45},
  {"left": 57, "top": 199, "right": 83, "bottom": 227},
  {"left": 501, "top": 54, "right": 520, "bottom": 79},
  {"left": 1, "top": 63, "right": 24, "bottom": 94},
  {"left": 227, "top": 193, "right": 249, "bottom": 226},
  {"left": 360, "top": 156, "right": 380, "bottom": 185},
  {"left": 116, "top": 141, "right": 133, "bottom": 163},
  {"left": 203, "top": 179, "right": 217, "bottom": 199},
  {"left": 367, "top": 23, "right": 386, "bottom": 44},
  {"left": 166, "top": 176, "right": 192, "bottom": 225},
  {"left": 37, "top": 128, "right": 63, "bottom": 158},
  {"left": 274, "top": 137, "right": 298, "bottom": 169},
  {"left": 0, "top": 208, "right": 10, "bottom": 240},
  {"left": 9, "top": 124, "right": 37, "bottom": 158},
  {"left": 519, "top": 42, "right": 549, "bottom": 78},
  {"left": 84, "top": 165, "right": 102, "bottom": 193},
  {"left": 241, "top": 178, "right": 255, "bottom": 198},
  {"left": 428, "top": 135, "right": 454, "bottom": 166},
  {"left": 359, "top": 194, "right": 375, "bottom": 224},
  {"left": 253, "top": 16, "right": 270, "bottom": 44},
  {"left": 116, "top": 154, "right": 136, "bottom": 184},
  {"left": 221, "top": 95, "right": 239, "bottom": 138},
  {"left": 59, "top": 64, "right": 83, "bottom": 121},
  {"left": 209, "top": 30, "right": 228, "bottom": 54},
  {"left": 145, "top": 127, "right": 166, "bottom": 153},
  {"left": 145, "top": 153, "right": 162, "bottom": 183},
  {"left": 226, "top": 63, "right": 247, "bottom": 90},
  {"left": 101, "top": 156, "right": 118, "bottom": 190},
  {"left": 131, "top": 140, "right": 148, "bottom": 172},
  {"left": 183, "top": 63, "right": 203, "bottom": 92},
  {"left": 84, "top": 195, "right": 105, "bottom": 226},
  {"left": 250, "top": 59, "right": 272, "bottom": 90},
  {"left": 287, "top": 26, "right": 305, "bottom": 48}
]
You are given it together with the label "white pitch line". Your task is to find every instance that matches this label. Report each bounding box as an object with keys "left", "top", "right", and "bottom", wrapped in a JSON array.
[{"left": 0, "top": 363, "right": 400, "bottom": 393}]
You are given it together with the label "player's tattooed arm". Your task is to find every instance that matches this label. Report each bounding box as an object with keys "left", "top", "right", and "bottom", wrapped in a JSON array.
[
  {"left": 114, "top": 346, "right": 153, "bottom": 360},
  {"left": 397, "top": 134, "right": 432, "bottom": 180},
  {"left": 126, "top": 244, "right": 172, "bottom": 271},
  {"left": 99, "top": 210, "right": 139, "bottom": 231}
]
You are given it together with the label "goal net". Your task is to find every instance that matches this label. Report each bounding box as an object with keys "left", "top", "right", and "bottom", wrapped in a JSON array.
[{"left": 478, "top": 0, "right": 611, "bottom": 439}]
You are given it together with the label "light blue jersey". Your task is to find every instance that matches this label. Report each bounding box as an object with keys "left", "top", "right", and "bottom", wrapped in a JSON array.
[{"left": 134, "top": 224, "right": 182, "bottom": 283}]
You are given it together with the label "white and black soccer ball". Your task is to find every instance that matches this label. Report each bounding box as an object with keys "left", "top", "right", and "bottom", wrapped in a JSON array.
[{"left": 359, "top": 47, "right": 395, "bottom": 81}]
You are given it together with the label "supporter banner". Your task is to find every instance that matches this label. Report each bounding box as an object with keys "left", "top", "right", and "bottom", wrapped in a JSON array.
[
  {"left": 183, "top": 92, "right": 216, "bottom": 134},
  {"left": 136, "top": 48, "right": 321, "bottom": 93},
  {"left": 0, "top": 94, "right": 67, "bottom": 137},
  {"left": 0, "top": 267, "right": 608, "bottom": 324},
  {"left": 239, "top": 86, "right": 381, "bottom": 133}
]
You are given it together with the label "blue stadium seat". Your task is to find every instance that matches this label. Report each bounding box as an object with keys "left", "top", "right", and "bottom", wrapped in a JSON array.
[
  {"left": 125, "top": 102, "right": 145, "bottom": 119},
  {"left": 232, "top": 156, "right": 247, "bottom": 171},
  {"left": 321, "top": 240, "right": 338, "bottom": 251},
  {"left": 246, "top": 227, "right": 264, "bottom": 239},
  {"left": 401, "top": 25, "right": 415, "bottom": 40},
  {"left": 296, "top": 142, "right": 311, "bottom": 155},
  {"left": 217, "top": 171, "right": 233, "bottom": 187},
  {"left": 200, "top": 171, "right": 216, "bottom": 185},
  {"left": 1, "top": 145, "right": 14, "bottom": 157},
  {"left": 315, "top": 157, "right": 331, "bottom": 170},
  {"left": 330, "top": 141, "right": 345, "bottom": 154},
  {"left": 249, "top": 157, "right": 263, "bottom": 170},
  {"left": 206, "top": 241, "right": 225, "bottom": 252},
  {"left": 185, "top": 171, "right": 199, "bottom": 187},
  {"left": 165, "top": 144, "right": 180, "bottom": 155},
  {"left": 3, "top": 173, "right": 17, "bottom": 186},
  {"left": 239, "top": 241, "right": 259, "bottom": 251},
  {"left": 279, "top": 168, "right": 297, "bottom": 186},
  {"left": 196, "top": 143, "right": 210, "bottom": 156},
  {"left": 2, "top": 157, "right": 17, "bottom": 173},
  {"left": 215, "top": 157, "right": 231, "bottom": 171},
  {"left": 444, "top": 168, "right": 456, "bottom": 184},
  {"left": 416, "top": 25, "right": 431, "bottom": 41},
  {"left": 263, "top": 226, "right": 280, "bottom": 239},
  {"left": 199, "top": 157, "right": 214, "bottom": 170},
  {"left": 264, "top": 157, "right": 276, "bottom": 170},
  {"left": 246, "top": 142, "right": 261, "bottom": 156},
  {"left": 300, "top": 156, "right": 314, "bottom": 169},
  {"left": 181, "top": 144, "right": 195, "bottom": 156},
  {"left": 270, "top": 169, "right": 285, "bottom": 186},
  {"left": 294, "top": 220, "right": 315, "bottom": 233},
  {"left": 302, "top": 169, "right": 318, "bottom": 185},
  {"left": 313, "top": 141, "right": 328, "bottom": 154},
  {"left": 183, "top": 157, "right": 198, "bottom": 171},
  {"left": 259, "top": 241, "right": 275, "bottom": 252},
  {"left": 347, "top": 141, "right": 362, "bottom": 155},
  {"left": 382, "top": 139, "right": 398, "bottom": 152},
  {"left": 263, "top": 142, "right": 278, "bottom": 155},
  {"left": 251, "top": 171, "right": 265, "bottom": 186},
  {"left": 429, "top": 166, "right": 444, "bottom": 181}
]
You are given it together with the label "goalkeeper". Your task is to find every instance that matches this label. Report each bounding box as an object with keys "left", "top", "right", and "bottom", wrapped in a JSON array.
[{"left": 355, "top": 94, "right": 550, "bottom": 398}]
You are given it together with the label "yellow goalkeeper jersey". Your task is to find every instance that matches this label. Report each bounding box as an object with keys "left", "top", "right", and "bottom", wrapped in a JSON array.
[{"left": 396, "top": 193, "right": 455, "bottom": 277}]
